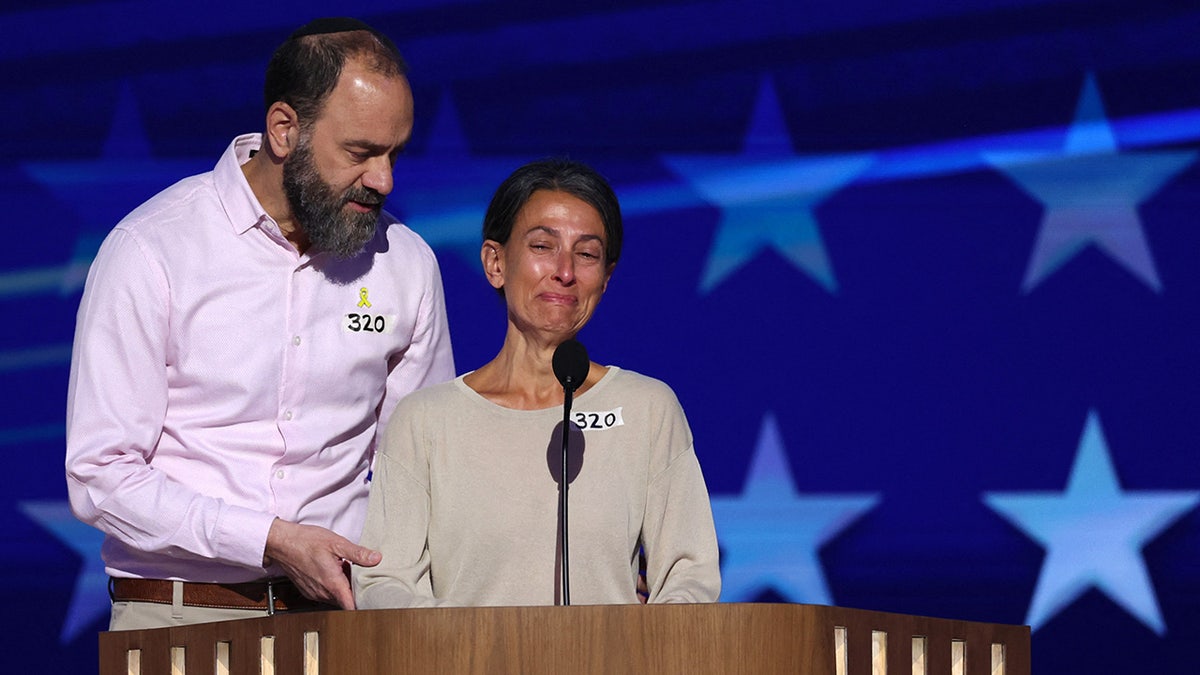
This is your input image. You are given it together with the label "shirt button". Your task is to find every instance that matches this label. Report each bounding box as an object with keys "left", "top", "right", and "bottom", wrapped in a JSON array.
[
  {"left": 276, "top": 470, "right": 285, "bottom": 479},
  {"left": 283, "top": 410, "right": 294, "bottom": 421},
  {"left": 292, "top": 335, "right": 302, "bottom": 346}
]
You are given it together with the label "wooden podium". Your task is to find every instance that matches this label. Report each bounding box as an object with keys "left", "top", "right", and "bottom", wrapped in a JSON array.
[{"left": 99, "top": 603, "right": 1030, "bottom": 674}]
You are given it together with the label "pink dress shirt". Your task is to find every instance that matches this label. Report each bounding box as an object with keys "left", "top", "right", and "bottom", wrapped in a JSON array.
[{"left": 65, "top": 134, "right": 456, "bottom": 582}]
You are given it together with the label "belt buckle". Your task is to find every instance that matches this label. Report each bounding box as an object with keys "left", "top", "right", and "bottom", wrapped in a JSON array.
[{"left": 266, "top": 578, "right": 278, "bottom": 616}]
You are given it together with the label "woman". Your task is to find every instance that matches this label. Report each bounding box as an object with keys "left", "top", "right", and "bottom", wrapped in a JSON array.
[{"left": 353, "top": 159, "right": 720, "bottom": 607}]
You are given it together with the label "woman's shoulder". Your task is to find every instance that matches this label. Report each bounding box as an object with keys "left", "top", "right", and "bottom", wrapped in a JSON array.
[
  {"left": 394, "top": 376, "right": 469, "bottom": 412},
  {"left": 598, "top": 367, "right": 681, "bottom": 405}
]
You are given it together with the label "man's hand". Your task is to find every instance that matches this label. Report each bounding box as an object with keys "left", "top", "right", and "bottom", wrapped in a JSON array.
[{"left": 263, "top": 518, "right": 382, "bottom": 610}]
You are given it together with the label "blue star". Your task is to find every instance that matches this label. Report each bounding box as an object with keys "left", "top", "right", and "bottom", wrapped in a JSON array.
[
  {"left": 19, "top": 81, "right": 208, "bottom": 297},
  {"left": 662, "top": 77, "right": 873, "bottom": 294},
  {"left": 710, "top": 413, "right": 880, "bottom": 604},
  {"left": 985, "top": 74, "right": 1196, "bottom": 293},
  {"left": 18, "top": 500, "right": 109, "bottom": 643},
  {"left": 389, "top": 90, "right": 531, "bottom": 268},
  {"left": 983, "top": 410, "right": 1200, "bottom": 635},
  {"left": 8, "top": 83, "right": 206, "bottom": 377}
]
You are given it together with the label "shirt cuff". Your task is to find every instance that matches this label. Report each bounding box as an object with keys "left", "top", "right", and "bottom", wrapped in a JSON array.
[{"left": 215, "top": 505, "right": 278, "bottom": 570}]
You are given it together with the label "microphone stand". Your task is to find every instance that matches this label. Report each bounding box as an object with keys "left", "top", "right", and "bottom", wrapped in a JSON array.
[
  {"left": 552, "top": 338, "right": 588, "bottom": 607},
  {"left": 560, "top": 382, "right": 575, "bottom": 606}
]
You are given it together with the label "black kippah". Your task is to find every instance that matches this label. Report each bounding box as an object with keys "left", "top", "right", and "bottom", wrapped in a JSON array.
[
  {"left": 287, "top": 17, "right": 402, "bottom": 60},
  {"left": 290, "top": 17, "right": 375, "bottom": 38}
]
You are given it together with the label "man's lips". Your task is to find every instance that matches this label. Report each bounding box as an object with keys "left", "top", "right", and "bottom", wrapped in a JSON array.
[{"left": 346, "top": 200, "right": 382, "bottom": 213}]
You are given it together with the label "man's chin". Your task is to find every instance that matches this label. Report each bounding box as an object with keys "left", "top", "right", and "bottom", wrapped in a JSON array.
[{"left": 312, "top": 227, "right": 376, "bottom": 260}]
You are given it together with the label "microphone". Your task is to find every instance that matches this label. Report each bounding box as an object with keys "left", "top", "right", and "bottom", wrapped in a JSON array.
[
  {"left": 552, "top": 338, "right": 588, "bottom": 606},
  {"left": 553, "top": 339, "right": 589, "bottom": 394}
]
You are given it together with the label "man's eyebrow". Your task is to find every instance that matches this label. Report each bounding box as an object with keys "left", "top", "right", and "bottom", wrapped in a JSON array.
[{"left": 344, "top": 139, "right": 401, "bottom": 153}]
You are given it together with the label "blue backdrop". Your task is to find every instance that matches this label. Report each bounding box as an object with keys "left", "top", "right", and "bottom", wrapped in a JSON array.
[{"left": 4, "top": 1, "right": 1200, "bottom": 671}]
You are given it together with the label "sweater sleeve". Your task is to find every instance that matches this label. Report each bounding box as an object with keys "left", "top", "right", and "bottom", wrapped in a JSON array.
[
  {"left": 353, "top": 397, "right": 439, "bottom": 608},
  {"left": 641, "top": 391, "right": 722, "bottom": 603}
]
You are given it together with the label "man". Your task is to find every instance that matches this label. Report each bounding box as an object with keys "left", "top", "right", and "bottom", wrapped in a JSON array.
[{"left": 65, "top": 17, "right": 455, "bottom": 630}]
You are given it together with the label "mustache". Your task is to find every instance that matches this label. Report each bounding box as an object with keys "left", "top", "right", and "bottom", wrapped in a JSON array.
[{"left": 344, "top": 187, "right": 385, "bottom": 208}]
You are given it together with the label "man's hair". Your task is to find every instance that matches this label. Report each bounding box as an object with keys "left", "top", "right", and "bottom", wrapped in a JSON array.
[
  {"left": 483, "top": 158, "right": 624, "bottom": 268},
  {"left": 263, "top": 17, "right": 408, "bottom": 127}
]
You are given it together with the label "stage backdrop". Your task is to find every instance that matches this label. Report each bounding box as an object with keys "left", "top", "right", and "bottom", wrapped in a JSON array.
[{"left": 4, "top": 1, "right": 1200, "bottom": 672}]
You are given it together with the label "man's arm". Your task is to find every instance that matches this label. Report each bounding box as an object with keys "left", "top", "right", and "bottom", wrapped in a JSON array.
[
  {"left": 264, "top": 518, "right": 381, "bottom": 609},
  {"left": 376, "top": 243, "right": 456, "bottom": 440},
  {"left": 65, "top": 228, "right": 275, "bottom": 570}
]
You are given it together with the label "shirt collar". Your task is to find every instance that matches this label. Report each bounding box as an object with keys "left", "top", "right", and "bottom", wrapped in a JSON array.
[{"left": 214, "top": 133, "right": 276, "bottom": 236}]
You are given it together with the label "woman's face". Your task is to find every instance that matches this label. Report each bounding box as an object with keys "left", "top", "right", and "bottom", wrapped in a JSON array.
[{"left": 485, "top": 189, "right": 614, "bottom": 341}]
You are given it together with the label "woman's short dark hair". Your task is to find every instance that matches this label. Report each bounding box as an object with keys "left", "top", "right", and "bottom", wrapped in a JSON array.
[
  {"left": 263, "top": 18, "right": 408, "bottom": 128},
  {"left": 482, "top": 158, "right": 623, "bottom": 267}
]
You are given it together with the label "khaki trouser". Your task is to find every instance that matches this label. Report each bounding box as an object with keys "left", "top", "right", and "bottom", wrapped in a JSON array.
[{"left": 109, "top": 580, "right": 273, "bottom": 631}]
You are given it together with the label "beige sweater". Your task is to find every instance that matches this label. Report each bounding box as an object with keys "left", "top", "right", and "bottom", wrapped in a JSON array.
[{"left": 354, "top": 367, "right": 721, "bottom": 608}]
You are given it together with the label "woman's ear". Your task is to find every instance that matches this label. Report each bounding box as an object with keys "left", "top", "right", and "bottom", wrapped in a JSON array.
[
  {"left": 265, "top": 102, "right": 300, "bottom": 158},
  {"left": 481, "top": 240, "right": 505, "bottom": 290},
  {"left": 601, "top": 262, "right": 616, "bottom": 294}
]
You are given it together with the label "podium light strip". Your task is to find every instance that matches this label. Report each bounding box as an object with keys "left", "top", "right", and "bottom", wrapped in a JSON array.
[
  {"left": 834, "top": 626, "right": 848, "bottom": 675},
  {"left": 304, "top": 630, "right": 319, "bottom": 674},
  {"left": 215, "top": 641, "right": 230, "bottom": 675},
  {"left": 912, "top": 636, "right": 927, "bottom": 675},
  {"left": 951, "top": 639, "right": 966, "bottom": 675},
  {"left": 992, "top": 643, "right": 1006, "bottom": 675},
  {"left": 873, "top": 630, "right": 888, "bottom": 675},
  {"left": 260, "top": 635, "right": 275, "bottom": 675},
  {"left": 169, "top": 646, "right": 184, "bottom": 674}
]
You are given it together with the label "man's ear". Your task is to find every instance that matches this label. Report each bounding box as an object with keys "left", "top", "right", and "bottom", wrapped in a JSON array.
[
  {"left": 481, "top": 240, "right": 505, "bottom": 290},
  {"left": 265, "top": 102, "right": 300, "bottom": 158}
]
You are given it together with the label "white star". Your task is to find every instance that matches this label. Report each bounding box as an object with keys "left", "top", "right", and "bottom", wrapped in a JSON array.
[
  {"left": 18, "top": 500, "right": 109, "bottom": 642},
  {"left": 983, "top": 410, "right": 1200, "bottom": 635},
  {"left": 985, "top": 74, "right": 1196, "bottom": 293},
  {"left": 662, "top": 77, "right": 873, "bottom": 294},
  {"left": 710, "top": 413, "right": 880, "bottom": 604}
]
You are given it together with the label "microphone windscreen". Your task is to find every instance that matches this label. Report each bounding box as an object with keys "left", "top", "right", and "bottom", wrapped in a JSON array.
[{"left": 552, "top": 339, "right": 590, "bottom": 392}]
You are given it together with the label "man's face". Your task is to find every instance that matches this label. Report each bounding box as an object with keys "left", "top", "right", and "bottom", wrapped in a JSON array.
[
  {"left": 282, "top": 133, "right": 382, "bottom": 259},
  {"left": 282, "top": 58, "right": 414, "bottom": 259}
]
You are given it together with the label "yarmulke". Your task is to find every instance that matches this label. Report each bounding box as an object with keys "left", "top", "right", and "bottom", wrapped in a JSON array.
[
  {"left": 275, "top": 16, "right": 407, "bottom": 78},
  {"left": 290, "top": 17, "right": 377, "bottom": 38},
  {"left": 288, "top": 17, "right": 401, "bottom": 56}
]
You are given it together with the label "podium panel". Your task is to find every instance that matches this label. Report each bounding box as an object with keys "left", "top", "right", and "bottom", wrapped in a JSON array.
[{"left": 98, "top": 603, "right": 1030, "bottom": 674}]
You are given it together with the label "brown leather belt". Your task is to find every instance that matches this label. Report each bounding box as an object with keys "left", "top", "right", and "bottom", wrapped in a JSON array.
[{"left": 109, "top": 577, "right": 334, "bottom": 615}]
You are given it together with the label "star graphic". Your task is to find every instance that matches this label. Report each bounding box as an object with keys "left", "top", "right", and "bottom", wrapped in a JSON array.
[
  {"left": 983, "top": 410, "right": 1200, "bottom": 635},
  {"left": 19, "top": 81, "right": 209, "bottom": 297},
  {"left": 985, "top": 74, "right": 1196, "bottom": 293},
  {"left": 389, "top": 90, "right": 531, "bottom": 268},
  {"left": 662, "top": 76, "right": 873, "bottom": 294},
  {"left": 18, "top": 500, "right": 109, "bottom": 643},
  {"left": 710, "top": 413, "right": 880, "bottom": 604}
]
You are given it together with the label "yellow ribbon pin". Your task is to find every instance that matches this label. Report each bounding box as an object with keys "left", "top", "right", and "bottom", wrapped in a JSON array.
[{"left": 357, "top": 287, "right": 372, "bottom": 308}]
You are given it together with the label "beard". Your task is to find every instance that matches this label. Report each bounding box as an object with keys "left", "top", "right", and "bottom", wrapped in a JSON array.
[{"left": 282, "top": 136, "right": 384, "bottom": 259}]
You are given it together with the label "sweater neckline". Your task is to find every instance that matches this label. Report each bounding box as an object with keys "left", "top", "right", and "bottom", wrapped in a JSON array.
[{"left": 452, "top": 366, "right": 622, "bottom": 416}]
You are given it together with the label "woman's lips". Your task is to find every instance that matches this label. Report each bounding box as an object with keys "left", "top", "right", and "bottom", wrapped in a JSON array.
[{"left": 540, "top": 293, "right": 577, "bottom": 305}]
